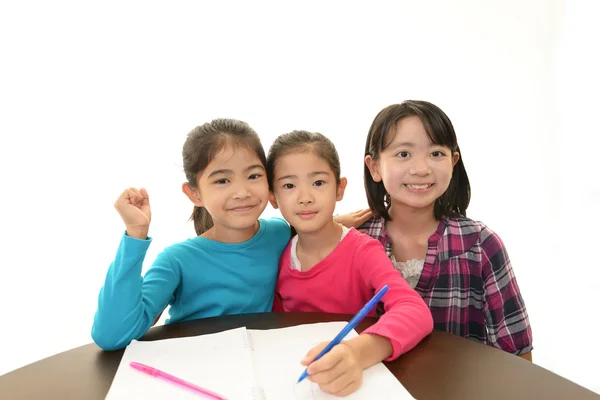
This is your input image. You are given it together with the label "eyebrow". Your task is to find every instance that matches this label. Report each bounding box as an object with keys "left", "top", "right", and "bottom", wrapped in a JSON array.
[
  {"left": 389, "top": 142, "right": 446, "bottom": 150},
  {"left": 207, "top": 164, "right": 264, "bottom": 179},
  {"left": 277, "top": 171, "right": 330, "bottom": 181},
  {"left": 390, "top": 142, "right": 415, "bottom": 148}
]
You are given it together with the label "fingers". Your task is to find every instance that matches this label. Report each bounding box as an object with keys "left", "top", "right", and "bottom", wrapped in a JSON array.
[
  {"left": 355, "top": 208, "right": 373, "bottom": 225},
  {"left": 301, "top": 342, "right": 329, "bottom": 366},
  {"left": 308, "top": 354, "right": 344, "bottom": 383},
  {"left": 321, "top": 376, "right": 362, "bottom": 397},
  {"left": 139, "top": 188, "right": 150, "bottom": 206},
  {"left": 127, "top": 187, "right": 142, "bottom": 206},
  {"left": 307, "top": 349, "right": 343, "bottom": 375},
  {"left": 307, "top": 344, "right": 362, "bottom": 396},
  {"left": 117, "top": 187, "right": 146, "bottom": 208},
  {"left": 355, "top": 208, "right": 372, "bottom": 217},
  {"left": 307, "top": 343, "right": 355, "bottom": 381}
]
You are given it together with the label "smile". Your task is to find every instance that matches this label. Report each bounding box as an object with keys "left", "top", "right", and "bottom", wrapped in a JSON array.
[
  {"left": 404, "top": 184, "right": 434, "bottom": 190},
  {"left": 229, "top": 205, "right": 256, "bottom": 212}
]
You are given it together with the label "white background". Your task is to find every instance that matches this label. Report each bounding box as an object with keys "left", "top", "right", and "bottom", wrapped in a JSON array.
[{"left": 1, "top": 0, "right": 598, "bottom": 394}]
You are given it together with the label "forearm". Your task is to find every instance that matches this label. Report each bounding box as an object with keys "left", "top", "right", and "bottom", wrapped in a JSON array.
[
  {"left": 92, "top": 261, "right": 152, "bottom": 350},
  {"left": 361, "top": 285, "right": 434, "bottom": 360},
  {"left": 345, "top": 334, "right": 393, "bottom": 370},
  {"left": 358, "top": 243, "right": 434, "bottom": 360},
  {"left": 92, "top": 234, "right": 161, "bottom": 350}
]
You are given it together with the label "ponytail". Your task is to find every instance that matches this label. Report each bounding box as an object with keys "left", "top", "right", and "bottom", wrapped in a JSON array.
[{"left": 190, "top": 206, "right": 214, "bottom": 236}]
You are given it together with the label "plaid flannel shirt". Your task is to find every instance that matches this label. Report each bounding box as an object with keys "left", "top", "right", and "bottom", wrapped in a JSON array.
[{"left": 361, "top": 216, "right": 533, "bottom": 355}]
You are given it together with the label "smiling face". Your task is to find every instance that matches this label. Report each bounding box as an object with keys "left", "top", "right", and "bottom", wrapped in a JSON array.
[
  {"left": 270, "top": 149, "right": 346, "bottom": 234},
  {"left": 366, "top": 116, "right": 459, "bottom": 212},
  {"left": 185, "top": 142, "right": 269, "bottom": 234}
]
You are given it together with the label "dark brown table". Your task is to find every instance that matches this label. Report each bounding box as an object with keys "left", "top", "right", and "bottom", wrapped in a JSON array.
[{"left": 1, "top": 312, "right": 598, "bottom": 399}]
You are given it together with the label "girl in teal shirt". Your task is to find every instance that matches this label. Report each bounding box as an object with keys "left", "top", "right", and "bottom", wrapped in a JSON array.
[{"left": 91, "top": 118, "right": 290, "bottom": 350}]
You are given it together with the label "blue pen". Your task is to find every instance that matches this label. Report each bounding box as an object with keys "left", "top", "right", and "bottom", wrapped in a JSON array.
[{"left": 297, "top": 284, "right": 390, "bottom": 383}]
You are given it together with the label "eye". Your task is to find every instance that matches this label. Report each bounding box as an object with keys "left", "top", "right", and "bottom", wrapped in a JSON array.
[
  {"left": 313, "top": 180, "right": 325, "bottom": 187},
  {"left": 396, "top": 151, "right": 410, "bottom": 159},
  {"left": 249, "top": 173, "right": 263, "bottom": 180},
  {"left": 282, "top": 183, "right": 295, "bottom": 189},
  {"left": 431, "top": 150, "right": 445, "bottom": 158}
]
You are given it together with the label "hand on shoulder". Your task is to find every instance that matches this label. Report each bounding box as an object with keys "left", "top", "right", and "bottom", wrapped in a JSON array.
[{"left": 334, "top": 208, "right": 373, "bottom": 233}]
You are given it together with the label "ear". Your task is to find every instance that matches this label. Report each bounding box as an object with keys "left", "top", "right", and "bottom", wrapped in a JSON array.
[
  {"left": 336, "top": 177, "right": 348, "bottom": 201},
  {"left": 452, "top": 151, "right": 460, "bottom": 167},
  {"left": 182, "top": 182, "right": 203, "bottom": 207},
  {"left": 365, "top": 155, "right": 382, "bottom": 182},
  {"left": 268, "top": 192, "right": 279, "bottom": 209}
]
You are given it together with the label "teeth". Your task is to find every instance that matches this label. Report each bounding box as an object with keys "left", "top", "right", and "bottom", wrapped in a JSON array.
[{"left": 406, "top": 184, "right": 431, "bottom": 189}]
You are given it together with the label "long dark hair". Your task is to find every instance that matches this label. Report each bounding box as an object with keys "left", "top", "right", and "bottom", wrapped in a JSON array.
[
  {"left": 364, "top": 100, "right": 470, "bottom": 221},
  {"left": 183, "top": 118, "right": 266, "bottom": 235}
]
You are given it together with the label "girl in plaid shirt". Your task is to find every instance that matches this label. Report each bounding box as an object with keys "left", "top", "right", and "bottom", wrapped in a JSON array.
[{"left": 362, "top": 100, "right": 533, "bottom": 359}]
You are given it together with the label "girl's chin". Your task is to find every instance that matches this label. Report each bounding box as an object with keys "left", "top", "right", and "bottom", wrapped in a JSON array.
[{"left": 390, "top": 198, "right": 437, "bottom": 211}]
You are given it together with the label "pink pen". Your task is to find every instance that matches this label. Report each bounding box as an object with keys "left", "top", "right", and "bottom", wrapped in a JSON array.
[{"left": 129, "top": 361, "right": 228, "bottom": 400}]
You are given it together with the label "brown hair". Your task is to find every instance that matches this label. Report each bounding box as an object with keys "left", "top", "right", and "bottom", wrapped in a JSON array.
[
  {"left": 183, "top": 118, "right": 266, "bottom": 235},
  {"left": 364, "top": 100, "right": 471, "bottom": 221},
  {"left": 266, "top": 130, "right": 341, "bottom": 191}
]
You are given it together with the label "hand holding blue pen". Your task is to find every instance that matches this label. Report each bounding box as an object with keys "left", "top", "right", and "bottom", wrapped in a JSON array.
[{"left": 297, "top": 285, "right": 389, "bottom": 383}]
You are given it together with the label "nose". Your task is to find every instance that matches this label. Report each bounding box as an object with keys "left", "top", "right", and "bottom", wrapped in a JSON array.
[
  {"left": 232, "top": 182, "right": 251, "bottom": 200},
  {"left": 409, "top": 156, "right": 431, "bottom": 176},
  {"left": 297, "top": 186, "right": 314, "bottom": 205}
]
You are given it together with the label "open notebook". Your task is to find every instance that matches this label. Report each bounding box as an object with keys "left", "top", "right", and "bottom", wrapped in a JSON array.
[{"left": 105, "top": 321, "right": 414, "bottom": 399}]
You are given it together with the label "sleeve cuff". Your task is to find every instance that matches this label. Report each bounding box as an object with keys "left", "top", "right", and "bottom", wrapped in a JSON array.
[
  {"left": 515, "top": 344, "right": 534, "bottom": 355},
  {"left": 120, "top": 231, "right": 152, "bottom": 253}
]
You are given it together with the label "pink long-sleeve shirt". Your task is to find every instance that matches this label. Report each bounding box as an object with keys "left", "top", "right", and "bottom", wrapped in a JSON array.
[{"left": 273, "top": 228, "right": 434, "bottom": 360}]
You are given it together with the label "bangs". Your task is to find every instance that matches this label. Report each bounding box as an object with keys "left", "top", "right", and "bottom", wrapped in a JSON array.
[
  {"left": 382, "top": 111, "right": 458, "bottom": 151},
  {"left": 417, "top": 113, "right": 458, "bottom": 150}
]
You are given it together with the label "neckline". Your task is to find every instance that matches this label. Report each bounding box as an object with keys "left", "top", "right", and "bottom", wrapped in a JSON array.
[
  {"left": 288, "top": 227, "right": 356, "bottom": 276},
  {"left": 192, "top": 219, "right": 267, "bottom": 250}
]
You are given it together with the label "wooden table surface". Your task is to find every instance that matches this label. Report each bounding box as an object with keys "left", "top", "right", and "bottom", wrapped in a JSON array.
[{"left": 1, "top": 312, "right": 598, "bottom": 399}]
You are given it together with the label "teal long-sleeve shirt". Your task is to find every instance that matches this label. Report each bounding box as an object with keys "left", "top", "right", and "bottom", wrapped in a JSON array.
[{"left": 91, "top": 218, "right": 290, "bottom": 350}]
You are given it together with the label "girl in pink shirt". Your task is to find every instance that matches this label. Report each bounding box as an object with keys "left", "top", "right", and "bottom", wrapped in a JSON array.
[{"left": 266, "top": 130, "right": 433, "bottom": 397}]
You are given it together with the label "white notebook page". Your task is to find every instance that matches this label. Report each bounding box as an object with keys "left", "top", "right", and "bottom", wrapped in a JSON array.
[
  {"left": 105, "top": 322, "right": 415, "bottom": 399},
  {"left": 105, "top": 327, "right": 258, "bottom": 399},
  {"left": 248, "top": 322, "right": 415, "bottom": 400}
]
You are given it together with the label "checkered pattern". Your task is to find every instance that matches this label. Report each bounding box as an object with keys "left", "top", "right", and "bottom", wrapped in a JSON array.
[{"left": 361, "top": 216, "right": 533, "bottom": 355}]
